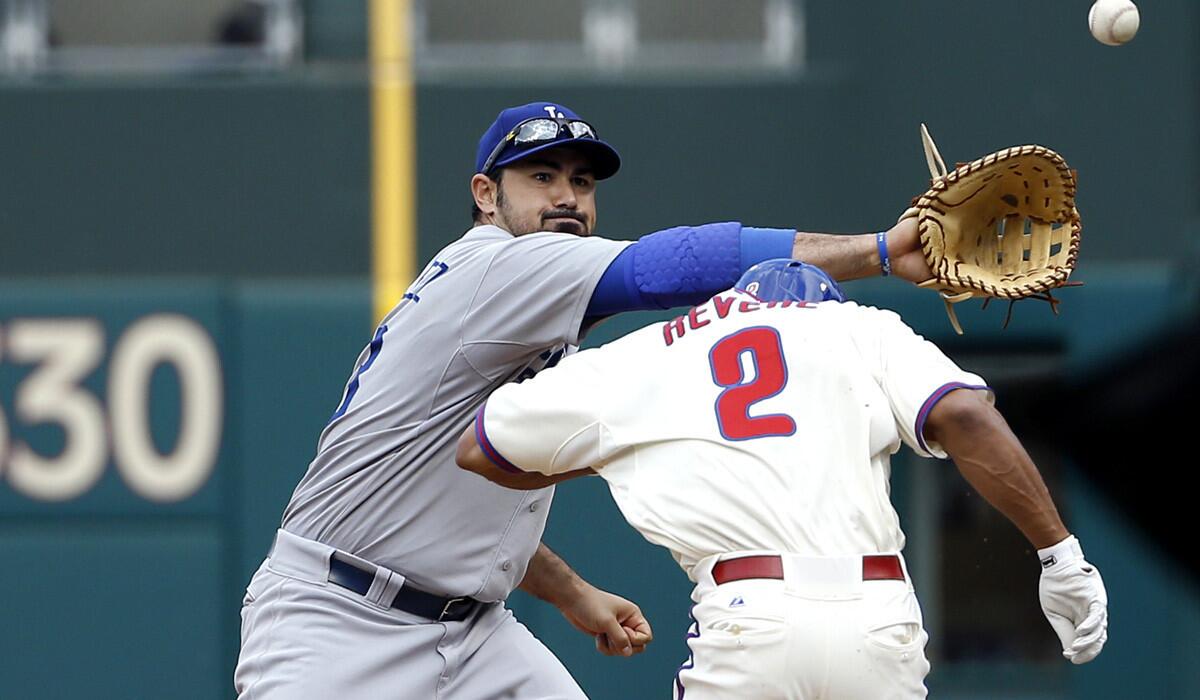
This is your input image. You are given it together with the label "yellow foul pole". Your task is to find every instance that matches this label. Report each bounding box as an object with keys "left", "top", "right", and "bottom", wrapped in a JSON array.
[{"left": 369, "top": 0, "right": 416, "bottom": 324}]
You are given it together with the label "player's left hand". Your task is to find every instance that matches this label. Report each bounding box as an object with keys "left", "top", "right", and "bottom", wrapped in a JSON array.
[
  {"left": 1037, "top": 534, "right": 1109, "bottom": 664},
  {"left": 884, "top": 215, "right": 934, "bottom": 284},
  {"left": 559, "top": 585, "right": 653, "bottom": 657}
]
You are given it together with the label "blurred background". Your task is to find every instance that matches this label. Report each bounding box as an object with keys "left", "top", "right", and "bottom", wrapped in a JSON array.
[{"left": 0, "top": 0, "right": 1196, "bottom": 697}]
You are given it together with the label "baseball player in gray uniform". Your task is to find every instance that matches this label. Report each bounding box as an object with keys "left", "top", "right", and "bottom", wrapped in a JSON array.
[{"left": 234, "top": 101, "right": 935, "bottom": 699}]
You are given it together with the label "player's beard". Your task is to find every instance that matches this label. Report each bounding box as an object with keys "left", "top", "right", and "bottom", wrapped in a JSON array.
[{"left": 496, "top": 187, "right": 590, "bottom": 237}]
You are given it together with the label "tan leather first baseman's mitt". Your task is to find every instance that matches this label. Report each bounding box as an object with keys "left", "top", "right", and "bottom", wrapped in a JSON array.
[{"left": 901, "top": 124, "right": 1082, "bottom": 334}]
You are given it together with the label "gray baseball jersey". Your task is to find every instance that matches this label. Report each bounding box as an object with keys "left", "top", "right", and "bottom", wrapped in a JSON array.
[{"left": 280, "top": 224, "right": 629, "bottom": 602}]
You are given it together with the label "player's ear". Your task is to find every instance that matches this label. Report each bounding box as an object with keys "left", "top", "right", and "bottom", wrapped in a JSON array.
[{"left": 471, "top": 173, "right": 499, "bottom": 216}]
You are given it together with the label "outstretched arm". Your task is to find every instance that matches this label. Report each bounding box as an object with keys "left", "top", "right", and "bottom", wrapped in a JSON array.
[
  {"left": 924, "top": 388, "right": 1107, "bottom": 664},
  {"left": 521, "top": 543, "right": 654, "bottom": 657},
  {"left": 924, "top": 388, "right": 1068, "bottom": 548},
  {"left": 585, "top": 217, "right": 930, "bottom": 319},
  {"left": 793, "top": 216, "right": 930, "bottom": 283}
]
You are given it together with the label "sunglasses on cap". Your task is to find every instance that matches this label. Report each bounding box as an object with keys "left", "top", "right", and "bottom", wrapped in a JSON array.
[{"left": 479, "top": 116, "right": 600, "bottom": 176}]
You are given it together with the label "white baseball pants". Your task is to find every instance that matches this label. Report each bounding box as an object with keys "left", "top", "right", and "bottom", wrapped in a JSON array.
[{"left": 673, "top": 552, "right": 930, "bottom": 699}]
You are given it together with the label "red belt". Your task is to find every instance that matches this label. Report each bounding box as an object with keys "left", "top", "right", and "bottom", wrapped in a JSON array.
[{"left": 711, "top": 554, "right": 905, "bottom": 585}]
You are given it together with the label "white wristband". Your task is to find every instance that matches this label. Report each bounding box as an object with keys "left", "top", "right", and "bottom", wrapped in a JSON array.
[{"left": 1037, "top": 534, "right": 1082, "bottom": 571}]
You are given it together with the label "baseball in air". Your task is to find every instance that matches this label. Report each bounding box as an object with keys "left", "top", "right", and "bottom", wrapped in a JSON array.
[{"left": 1088, "top": 0, "right": 1139, "bottom": 46}]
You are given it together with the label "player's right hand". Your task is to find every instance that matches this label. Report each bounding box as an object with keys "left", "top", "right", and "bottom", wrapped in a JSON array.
[
  {"left": 1036, "top": 534, "right": 1109, "bottom": 664},
  {"left": 596, "top": 624, "right": 652, "bottom": 656},
  {"left": 559, "top": 585, "right": 654, "bottom": 657}
]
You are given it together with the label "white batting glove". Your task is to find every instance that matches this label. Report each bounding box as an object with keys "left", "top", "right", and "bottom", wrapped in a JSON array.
[{"left": 1037, "top": 534, "right": 1108, "bottom": 664}]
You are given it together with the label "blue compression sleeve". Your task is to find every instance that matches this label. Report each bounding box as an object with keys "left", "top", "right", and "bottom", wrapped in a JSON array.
[
  {"left": 741, "top": 227, "right": 796, "bottom": 268},
  {"left": 585, "top": 223, "right": 796, "bottom": 317},
  {"left": 587, "top": 246, "right": 641, "bottom": 317}
]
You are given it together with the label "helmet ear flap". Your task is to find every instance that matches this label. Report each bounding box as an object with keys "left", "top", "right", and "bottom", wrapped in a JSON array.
[{"left": 735, "top": 259, "right": 846, "bottom": 304}]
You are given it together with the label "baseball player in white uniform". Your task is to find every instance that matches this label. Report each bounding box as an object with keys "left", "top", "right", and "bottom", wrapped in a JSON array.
[
  {"left": 457, "top": 260, "right": 1109, "bottom": 699},
  {"left": 235, "top": 98, "right": 945, "bottom": 699}
]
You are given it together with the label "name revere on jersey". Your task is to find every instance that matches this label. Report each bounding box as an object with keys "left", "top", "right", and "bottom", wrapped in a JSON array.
[
  {"left": 661, "top": 293, "right": 815, "bottom": 346},
  {"left": 479, "top": 289, "right": 989, "bottom": 575}
]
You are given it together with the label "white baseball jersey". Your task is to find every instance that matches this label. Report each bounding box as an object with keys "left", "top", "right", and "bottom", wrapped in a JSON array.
[{"left": 479, "top": 290, "right": 990, "bottom": 576}]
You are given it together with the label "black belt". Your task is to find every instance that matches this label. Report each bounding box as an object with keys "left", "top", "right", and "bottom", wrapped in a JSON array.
[{"left": 327, "top": 554, "right": 481, "bottom": 622}]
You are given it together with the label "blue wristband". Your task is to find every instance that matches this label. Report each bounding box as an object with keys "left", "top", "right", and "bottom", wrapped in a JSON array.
[{"left": 876, "top": 231, "right": 891, "bottom": 277}]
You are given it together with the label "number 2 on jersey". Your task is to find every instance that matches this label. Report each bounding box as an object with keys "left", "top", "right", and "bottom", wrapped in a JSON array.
[{"left": 709, "top": 326, "right": 796, "bottom": 440}]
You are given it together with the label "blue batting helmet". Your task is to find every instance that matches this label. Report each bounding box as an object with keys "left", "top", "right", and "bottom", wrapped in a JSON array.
[{"left": 735, "top": 259, "right": 846, "bottom": 304}]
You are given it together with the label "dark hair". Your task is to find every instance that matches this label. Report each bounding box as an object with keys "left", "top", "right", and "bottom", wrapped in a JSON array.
[{"left": 471, "top": 169, "right": 505, "bottom": 224}]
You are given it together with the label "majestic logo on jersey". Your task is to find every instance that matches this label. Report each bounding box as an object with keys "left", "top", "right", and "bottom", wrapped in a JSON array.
[{"left": 729, "top": 596, "right": 745, "bottom": 608}]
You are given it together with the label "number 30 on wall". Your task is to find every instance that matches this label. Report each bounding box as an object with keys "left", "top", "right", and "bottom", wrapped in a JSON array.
[{"left": 0, "top": 314, "right": 222, "bottom": 503}]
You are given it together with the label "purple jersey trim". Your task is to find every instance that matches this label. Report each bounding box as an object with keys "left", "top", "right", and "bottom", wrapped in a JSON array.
[
  {"left": 915, "top": 382, "right": 991, "bottom": 454},
  {"left": 673, "top": 605, "right": 700, "bottom": 699},
  {"left": 475, "top": 403, "right": 525, "bottom": 474}
]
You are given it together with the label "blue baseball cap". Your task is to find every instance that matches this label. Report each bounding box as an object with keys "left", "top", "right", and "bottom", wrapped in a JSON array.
[{"left": 475, "top": 101, "right": 621, "bottom": 180}]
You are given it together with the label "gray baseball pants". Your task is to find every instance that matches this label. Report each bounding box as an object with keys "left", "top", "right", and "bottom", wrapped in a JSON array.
[{"left": 235, "top": 529, "right": 587, "bottom": 699}]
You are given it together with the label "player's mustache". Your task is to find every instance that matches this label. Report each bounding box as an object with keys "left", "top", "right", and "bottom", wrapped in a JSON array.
[{"left": 542, "top": 209, "right": 587, "bottom": 226}]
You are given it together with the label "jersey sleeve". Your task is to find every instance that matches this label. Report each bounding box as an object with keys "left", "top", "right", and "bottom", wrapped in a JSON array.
[
  {"left": 461, "top": 233, "right": 630, "bottom": 366},
  {"left": 477, "top": 349, "right": 621, "bottom": 475},
  {"left": 867, "top": 308, "right": 992, "bottom": 459}
]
